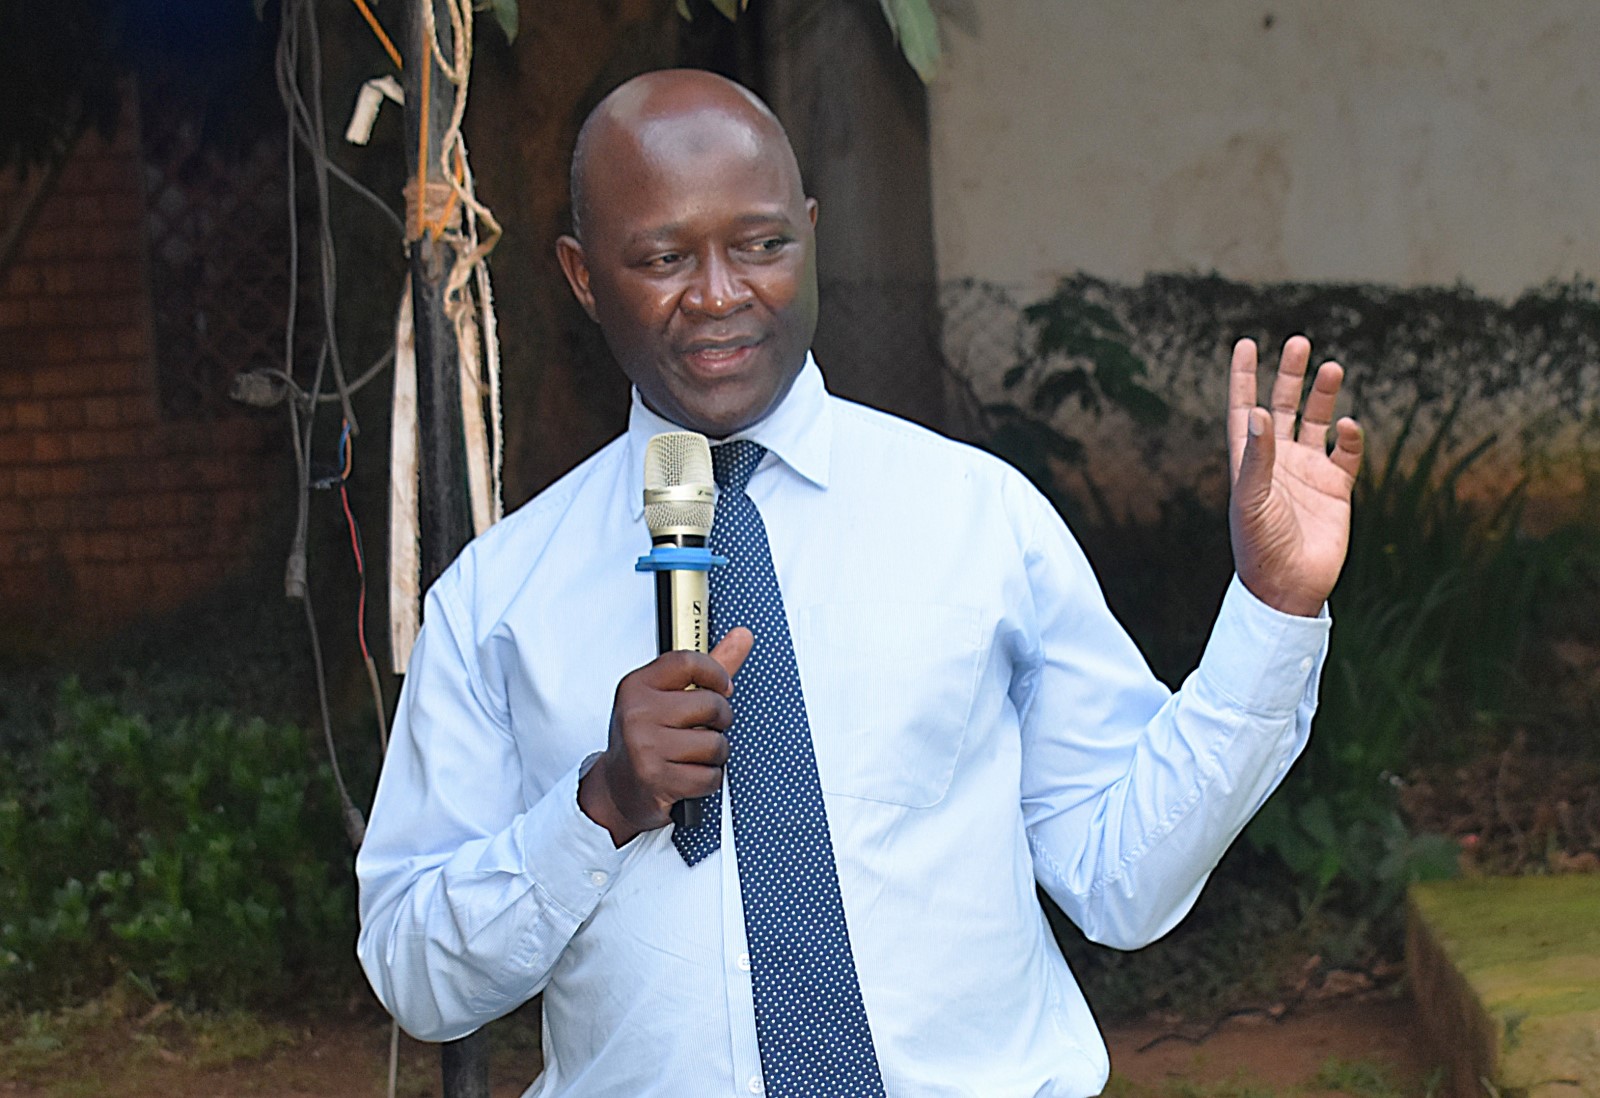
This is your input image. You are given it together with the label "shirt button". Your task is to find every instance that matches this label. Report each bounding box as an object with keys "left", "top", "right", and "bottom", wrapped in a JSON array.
[
  {"left": 736, "top": 951, "right": 751, "bottom": 971},
  {"left": 747, "top": 1075, "right": 764, "bottom": 1094},
  {"left": 587, "top": 870, "right": 608, "bottom": 887},
  {"left": 1298, "top": 656, "right": 1313, "bottom": 674}
]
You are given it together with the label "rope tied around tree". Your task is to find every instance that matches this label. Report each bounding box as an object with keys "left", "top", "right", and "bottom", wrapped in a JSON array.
[
  {"left": 389, "top": 0, "right": 505, "bottom": 674},
  {"left": 402, "top": 178, "right": 458, "bottom": 238},
  {"left": 409, "top": 0, "right": 502, "bottom": 265}
]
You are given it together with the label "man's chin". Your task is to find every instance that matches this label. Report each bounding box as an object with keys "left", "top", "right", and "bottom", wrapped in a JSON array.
[
  {"left": 664, "top": 393, "right": 777, "bottom": 440},
  {"left": 646, "top": 375, "right": 783, "bottom": 437}
]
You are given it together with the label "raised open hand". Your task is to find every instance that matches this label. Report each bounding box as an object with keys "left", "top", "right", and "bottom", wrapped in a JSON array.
[{"left": 1228, "top": 336, "right": 1363, "bottom": 617}]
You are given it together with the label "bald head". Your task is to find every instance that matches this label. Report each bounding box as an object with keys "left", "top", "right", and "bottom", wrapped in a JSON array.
[
  {"left": 569, "top": 70, "right": 802, "bottom": 243},
  {"left": 553, "top": 68, "right": 820, "bottom": 438}
]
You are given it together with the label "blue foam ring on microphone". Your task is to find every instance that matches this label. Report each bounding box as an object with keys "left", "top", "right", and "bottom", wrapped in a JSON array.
[{"left": 634, "top": 545, "right": 728, "bottom": 572}]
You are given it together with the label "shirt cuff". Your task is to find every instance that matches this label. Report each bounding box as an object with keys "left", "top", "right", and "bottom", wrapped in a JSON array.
[
  {"left": 1195, "top": 574, "right": 1331, "bottom": 717},
  {"left": 513, "top": 757, "right": 633, "bottom": 923}
]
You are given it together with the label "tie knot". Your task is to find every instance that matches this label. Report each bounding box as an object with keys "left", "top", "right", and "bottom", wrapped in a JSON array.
[{"left": 713, "top": 440, "right": 767, "bottom": 494}]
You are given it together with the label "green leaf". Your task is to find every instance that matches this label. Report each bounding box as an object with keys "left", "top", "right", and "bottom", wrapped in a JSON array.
[
  {"left": 710, "top": 0, "right": 740, "bottom": 20},
  {"left": 1297, "top": 797, "right": 1338, "bottom": 848},
  {"left": 1031, "top": 369, "right": 1092, "bottom": 415},
  {"left": 877, "top": 0, "right": 942, "bottom": 83},
  {"left": 490, "top": 0, "right": 519, "bottom": 44},
  {"left": 676, "top": 0, "right": 693, "bottom": 18}
]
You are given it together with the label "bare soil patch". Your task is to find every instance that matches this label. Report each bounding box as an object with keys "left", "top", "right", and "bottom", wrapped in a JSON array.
[
  {"left": 1105, "top": 996, "right": 1439, "bottom": 1095},
  {"left": 2, "top": 993, "right": 1440, "bottom": 1098}
]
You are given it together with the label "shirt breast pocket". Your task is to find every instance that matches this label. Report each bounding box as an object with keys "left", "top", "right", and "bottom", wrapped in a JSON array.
[{"left": 796, "top": 601, "right": 983, "bottom": 808}]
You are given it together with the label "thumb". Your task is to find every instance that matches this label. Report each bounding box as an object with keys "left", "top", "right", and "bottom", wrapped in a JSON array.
[
  {"left": 1233, "top": 407, "right": 1275, "bottom": 512},
  {"left": 710, "top": 627, "right": 754, "bottom": 691}
]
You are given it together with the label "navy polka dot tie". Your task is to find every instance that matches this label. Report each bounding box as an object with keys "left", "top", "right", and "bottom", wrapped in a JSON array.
[{"left": 672, "top": 440, "right": 886, "bottom": 1097}]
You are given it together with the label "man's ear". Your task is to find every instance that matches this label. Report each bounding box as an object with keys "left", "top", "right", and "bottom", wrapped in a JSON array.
[
  {"left": 555, "top": 235, "right": 598, "bottom": 322},
  {"left": 806, "top": 197, "right": 818, "bottom": 229}
]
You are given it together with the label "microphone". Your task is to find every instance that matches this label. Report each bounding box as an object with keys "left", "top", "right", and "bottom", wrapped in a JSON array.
[{"left": 638, "top": 432, "right": 722, "bottom": 830}]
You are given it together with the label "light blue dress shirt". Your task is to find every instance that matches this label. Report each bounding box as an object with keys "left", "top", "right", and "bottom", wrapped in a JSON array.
[{"left": 356, "top": 356, "right": 1329, "bottom": 1097}]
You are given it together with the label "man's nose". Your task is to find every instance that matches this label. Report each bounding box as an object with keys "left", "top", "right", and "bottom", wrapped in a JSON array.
[{"left": 683, "top": 251, "right": 752, "bottom": 317}]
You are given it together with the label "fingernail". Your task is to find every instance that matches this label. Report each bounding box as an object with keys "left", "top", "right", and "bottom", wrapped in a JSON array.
[{"left": 1249, "top": 413, "right": 1264, "bottom": 437}]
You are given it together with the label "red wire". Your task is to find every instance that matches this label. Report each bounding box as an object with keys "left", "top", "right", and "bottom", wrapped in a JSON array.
[{"left": 341, "top": 482, "right": 371, "bottom": 663}]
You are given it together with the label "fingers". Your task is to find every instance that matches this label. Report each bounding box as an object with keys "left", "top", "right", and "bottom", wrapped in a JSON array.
[
  {"left": 648, "top": 684, "right": 735, "bottom": 733},
  {"left": 638, "top": 648, "right": 737, "bottom": 696},
  {"left": 651, "top": 725, "right": 732, "bottom": 774},
  {"left": 587, "top": 720, "right": 728, "bottom": 840},
  {"left": 598, "top": 653, "right": 738, "bottom": 837},
  {"left": 1269, "top": 335, "right": 1312, "bottom": 439},
  {"left": 1227, "top": 338, "right": 1260, "bottom": 481},
  {"left": 636, "top": 719, "right": 729, "bottom": 792},
  {"left": 1233, "top": 406, "right": 1275, "bottom": 511},
  {"left": 1330, "top": 416, "right": 1364, "bottom": 478},
  {"left": 710, "top": 627, "right": 754, "bottom": 686},
  {"left": 1230, "top": 336, "right": 1349, "bottom": 470},
  {"left": 1297, "top": 361, "right": 1344, "bottom": 450}
]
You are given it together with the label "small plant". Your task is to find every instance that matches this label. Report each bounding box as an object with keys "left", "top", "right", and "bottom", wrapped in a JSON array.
[
  {"left": 1312, "top": 1056, "right": 1403, "bottom": 1097},
  {"left": 979, "top": 276, "right": 1170, "bottom": 507},
  {"left": 0, "top": 994, "right": 300, "bottom": 1092},
  {"left": 1245, "top": 398, "right": 1584, "bottom": 924},
  {"left": 0, "top": 681, "right": 357, "bottom": 1010},
  {"left": 1164, "top": 1077, "right": 1280, "bottom": 1098}
]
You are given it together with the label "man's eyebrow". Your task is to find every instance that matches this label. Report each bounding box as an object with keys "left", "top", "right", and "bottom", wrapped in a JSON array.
[
  {"left": 729, "top": 210, "right": 795, "bottom": 230},
  {"left": 623, "top": 210, "right": 797, "bottom": 250},
  {"left": 625, "top": 223, "right": 687, "bottom": 250}
]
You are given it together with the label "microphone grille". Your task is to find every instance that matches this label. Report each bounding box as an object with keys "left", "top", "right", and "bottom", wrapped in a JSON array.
[{"left": 643, "top": 431, "right": 715, "bottom": 536}]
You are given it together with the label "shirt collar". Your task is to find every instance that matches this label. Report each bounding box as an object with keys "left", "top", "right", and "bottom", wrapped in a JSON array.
[{"left": 624, "top": 353, "right": 832, "bottom": 520}]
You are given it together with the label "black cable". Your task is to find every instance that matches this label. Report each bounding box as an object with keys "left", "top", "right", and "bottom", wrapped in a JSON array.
[
  {"left": 236, "top": 347, "right": 394, "bottom": 411},
  {"left": 277, "top": 0, "right": 357, "bottom": 433},
  {"left": 302, "top": 590, "right": 366, "bottom": 850},
  {"left": 302, "top": 2, "right": 358, "bottom": 434},
  {"left": 273, "top": 4, "right": 399, "bottom": 1091}
]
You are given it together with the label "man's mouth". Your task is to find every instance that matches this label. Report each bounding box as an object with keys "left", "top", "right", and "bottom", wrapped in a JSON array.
[{"left": 680, "top": 338, "right": 761, "bottom": 373}]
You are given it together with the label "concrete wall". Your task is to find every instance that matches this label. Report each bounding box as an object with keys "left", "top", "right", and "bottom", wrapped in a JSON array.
[
  {"left": 927, "top": 1, "right": 1600, "bottom": 518},
  {"left": 928, "top": 1, "right": 1600, "bottom": 300}
]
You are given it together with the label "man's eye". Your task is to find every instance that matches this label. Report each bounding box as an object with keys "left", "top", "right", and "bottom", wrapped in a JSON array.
[
  {"left": 647, "top": 252, "right": 684, "bottom": 268},
  {"left": 748, "top": 237, "right": 790, "bottom": 254}
]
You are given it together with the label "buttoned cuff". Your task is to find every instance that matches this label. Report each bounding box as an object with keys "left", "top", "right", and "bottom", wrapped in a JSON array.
[
  {"left": 514, "top": 757, "right": 632, "bottom": 923},
  {"left": 1195, "top": 575, "right": 1331, "bottom": 717}
]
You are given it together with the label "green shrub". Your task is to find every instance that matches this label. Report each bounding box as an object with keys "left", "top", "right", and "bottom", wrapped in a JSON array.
[
  {"left": 967, "top": 275, "right": 1600, "bottom": 1016},
  {"left": 0, "top": 681, "right": 357, "bottom": 1009},
  {"left": 1243, "top": 402, "right": 1592, "bottom": 922}
]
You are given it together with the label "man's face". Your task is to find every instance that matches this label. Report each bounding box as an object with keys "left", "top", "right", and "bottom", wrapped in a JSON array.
[{"left": 558, "top": 109, "right": 819, "bottom": 438}]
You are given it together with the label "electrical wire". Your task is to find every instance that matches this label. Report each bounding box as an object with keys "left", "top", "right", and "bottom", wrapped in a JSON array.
[
  {"left": 302, "top": 593, "right": 367, "bottom": 849},
  {"left": 274, "top": 1, "right": 505, "bottom": 1087},
  {"left": 329, "top": 160, "right": 405, "bottom": 234},
  {"left": 335, "top": 424, "right": 391, "bottom": 752},
  {"left": 349, "top": 0, "right": 404, "bottom": 72},
  {"left": 277, "top": 0, "right": 355, "bottom": 432},
  {"left": 274, "top": 0, "right": 380, "bottom": 860},
  {"left": 274, "top": 3, "right": 406, "bottom": 1093},
  {"left": 306, "top": 346, "right": 399, "bottom": 404},
  {"left": 276, "top": 0, "right": 396, "bottom": 792}
]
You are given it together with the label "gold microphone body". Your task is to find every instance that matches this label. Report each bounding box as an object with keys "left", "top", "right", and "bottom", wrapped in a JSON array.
[
  {"left": 643, "top": 482, "right": 717, "bottom": 657},
  {"left": 641, "top": 434, "right": 719, "bottom": 831}
]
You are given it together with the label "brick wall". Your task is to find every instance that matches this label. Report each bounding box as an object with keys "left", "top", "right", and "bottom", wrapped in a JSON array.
[{"left": 0, "top": 110, "right": 280, "bottom": 644}]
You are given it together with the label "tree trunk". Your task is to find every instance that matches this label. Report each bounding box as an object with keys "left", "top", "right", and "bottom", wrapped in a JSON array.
[
  {"left": 403, "top": 1, "right": 487, "bottom": 1093},
  {"left": 761, "top": 0, "right": 949, "bottom": 433}
]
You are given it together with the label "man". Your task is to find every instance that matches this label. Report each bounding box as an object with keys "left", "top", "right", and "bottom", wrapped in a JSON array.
[{"left": 357, "top": 70, "right": 1363, "bottom": 1097}]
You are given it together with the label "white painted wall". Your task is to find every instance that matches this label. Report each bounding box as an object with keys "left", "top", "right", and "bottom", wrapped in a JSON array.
[{"left": 929, "top": 1, "right": 1600, "bottom": 299}]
